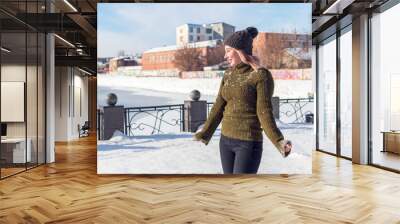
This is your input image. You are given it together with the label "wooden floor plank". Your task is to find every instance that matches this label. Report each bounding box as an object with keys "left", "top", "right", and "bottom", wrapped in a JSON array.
[{"left": 0, "top": 135, "right": 399, "bottom": 223}]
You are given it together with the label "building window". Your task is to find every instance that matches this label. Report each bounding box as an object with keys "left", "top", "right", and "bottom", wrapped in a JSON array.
[
  {"left": 206, "top": 28, "right": 212, "bottom": 34},
  {"left": 197, "top": 27, "right": 200, "bottom": 33},
  {"left": 317, "top": 35, "right": 337, "bottom": 155},
  {"left": 208, "top": 36, "right": 212, "bottom": 40},
  {"left": 189, "top": 35, "right": 193, "bottom": 41},
  {"left": 370, "top": 3, "right": 400, "bottom": 171},
  {"left": 197, "top": 36, "right": 200, "bottom": 41},
  {"left": 189, "top": 27, "right": 193, "bottom": 33},
  {"left": 339, "top": 28, "right": 352, "bottom": 158}
]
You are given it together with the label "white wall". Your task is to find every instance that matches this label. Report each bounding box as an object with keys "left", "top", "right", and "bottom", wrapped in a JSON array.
[
  {"left": 1, "top": 65, "right": 26, "bottom": 144},
  {"left": 176, "top": 24, "right": 212, "bottom": 45},
  {"left": 55, "top": 67, "right": 89, "bottom": 141},
  {"left": 1, "top": 65, "right": 30, "bottom": 138},
  {"left": 176, "top": 25, "right": 189, "bottom": 46},
  {"left": 1, "top": 63, "right": 46, "bottom": 164},
  {"left": 55, "top": 66, "right": 68, "bottom": 141},
  {"left": 71, "top": 72, "right": 89, "bottom": 138}
]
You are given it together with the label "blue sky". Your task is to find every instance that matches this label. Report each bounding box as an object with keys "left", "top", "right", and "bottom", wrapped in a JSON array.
[{"left": 98, "top": 3, "right": 311, "bottom": 57}]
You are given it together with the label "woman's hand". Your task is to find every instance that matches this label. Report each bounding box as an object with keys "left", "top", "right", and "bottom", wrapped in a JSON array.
[
  {"left": 193, "top": 133, "right": 209, "bottom": 146},
  {"left": 236, "top": 49, "right": 262, "bottom": 70},
  {"left": 278, "top": 139, "right": 292, "bottom": 157},
  {"left": 193, "top": 134, "right": 201, "bottom": 141},
  {"left": 283, "top": 140, "right": 292, "bottom": 157}
]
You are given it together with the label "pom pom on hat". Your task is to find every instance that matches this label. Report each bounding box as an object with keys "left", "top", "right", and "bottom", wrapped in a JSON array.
[
  {"left": 246, "top": 27, "right": 258, "bottom": 38},
  {"left": 224, "top": 26, "right": 259, "bottom": 55}
]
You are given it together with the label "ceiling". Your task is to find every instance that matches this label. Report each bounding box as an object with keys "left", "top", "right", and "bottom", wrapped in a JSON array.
[
  {"left": 311, "top": 0, "right": 390, "bottom": 43},
  {"left": 0, "top": 0, "right": 97, "bottom": 74},
  {"left": 0, "top": 0, "right": 395, "bottom": 73}
]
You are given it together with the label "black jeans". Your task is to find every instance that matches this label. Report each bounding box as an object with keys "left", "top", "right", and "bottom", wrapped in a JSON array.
[{"left": 219, "top": 134, "right": 263, "bottom": 174}]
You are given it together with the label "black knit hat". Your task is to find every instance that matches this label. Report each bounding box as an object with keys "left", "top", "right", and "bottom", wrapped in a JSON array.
[{"left": 224, "top": 27, "right": 258, "bottom": 55}]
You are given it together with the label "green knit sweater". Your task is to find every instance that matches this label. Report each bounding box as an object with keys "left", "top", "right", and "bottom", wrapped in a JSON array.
[{"left": 194, "top": 62, "right": 284, "bottom": 149}]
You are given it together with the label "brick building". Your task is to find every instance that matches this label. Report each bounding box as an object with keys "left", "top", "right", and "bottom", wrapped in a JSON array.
[
  {"left": 142, "top": 32, "right": 311, "bottom": 71},
  {"left": 282, "top": 48, "right": 312, "bottom": 69},
  {"left": 253, "top": 32, "right": 312, "bottom": 69},
  {"left": 142, "top": 40, "right": 223, "bottom": 71},
  {"left": 253, "top": 32, "right": 311, "bottom": 49}
]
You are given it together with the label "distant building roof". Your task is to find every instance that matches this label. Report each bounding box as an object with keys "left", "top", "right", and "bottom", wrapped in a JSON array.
[
  {"left": 186, "top": 23, "right": 203, "bottom": 27},
  {"left": 284, "top": 48, "right": 311, "bottom": 60},
  {"left": 144, "top": 39, "right": 223, "bottom": 53},
  {"left": 179, "top": 22, "right": 235, "bottom": 29},
  {"left": 208, "top": 22, "right": 235, "bottom": 27},
  {"left": 110, "top": 56, "right": 129, "bottom": 61}
]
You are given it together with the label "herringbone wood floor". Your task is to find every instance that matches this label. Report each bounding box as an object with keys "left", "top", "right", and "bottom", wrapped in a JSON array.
[{"left": 1, "top": 135, "right": 400, "bottom": 224}]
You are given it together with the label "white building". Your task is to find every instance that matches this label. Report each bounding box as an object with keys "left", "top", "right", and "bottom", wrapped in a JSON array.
[{"left": 176, "top": 22, "right": 235, "bottom": 46}]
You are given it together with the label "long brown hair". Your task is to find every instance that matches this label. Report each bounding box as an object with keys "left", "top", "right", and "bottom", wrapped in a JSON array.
[{"left": 236, "top": 49, "right": 261, "bottom": 70}]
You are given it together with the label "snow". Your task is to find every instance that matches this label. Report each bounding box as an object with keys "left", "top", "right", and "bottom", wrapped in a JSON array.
[
  {"left": 98, "top": 84, "right": 217, "bottom": 108},
  {"left": 97, "top": 74, "right": 314, "bottom": 174},
  {"left": 97, "top": 74, "right": 313, "bottom": 107},
  {"left": 97, "top": 127, "right": 312, "bottom": 174}
]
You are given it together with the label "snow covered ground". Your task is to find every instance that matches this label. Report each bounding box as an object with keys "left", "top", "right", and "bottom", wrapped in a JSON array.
[
  {"left": 97, "top": 74, "right": 314, "bottom": 174},
  {"left": 97, "top": 74, "right": 313, "bottom": 107},
  {"left": 98, "top": 125, "right": 313, "bottom": 174}
]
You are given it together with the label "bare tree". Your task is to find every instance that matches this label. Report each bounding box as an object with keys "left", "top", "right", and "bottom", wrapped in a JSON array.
[
  {"left": 173, "top": 45, "right": 204, "bottom": 71},
  {"left": 253, "top": 30, "right": 312, "bottom": 69},
  {"left": 205, "top": 45, "right": 225, "bottom": 67},
  {"left": 254, "top": 33, "right": 286, "bottom": 69}
]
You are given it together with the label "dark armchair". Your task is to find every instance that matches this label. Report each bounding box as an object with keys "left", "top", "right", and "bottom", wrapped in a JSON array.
[{"left": 78, "top": 121, "right": 90, "bottom": 138}]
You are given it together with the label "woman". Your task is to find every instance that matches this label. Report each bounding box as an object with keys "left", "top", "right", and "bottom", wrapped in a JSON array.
[{"left": 193, "top": 27, "right": 292, "bottom": 174}]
